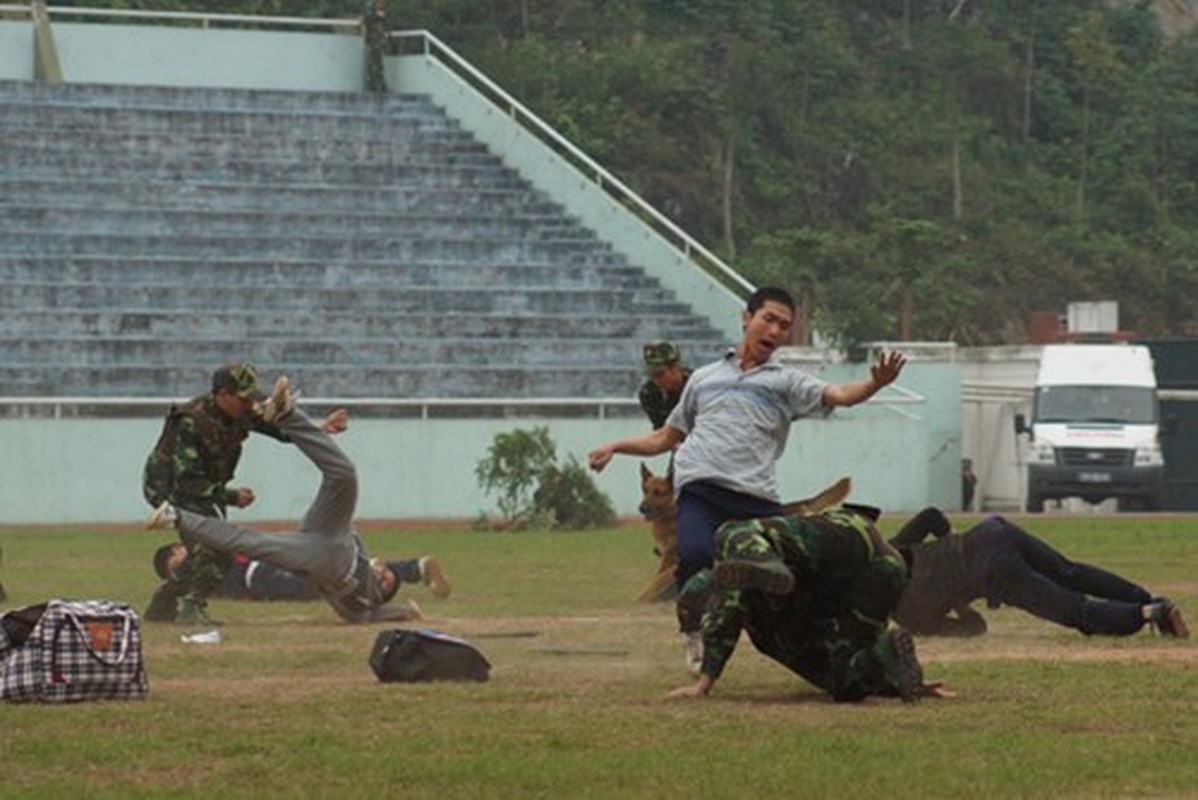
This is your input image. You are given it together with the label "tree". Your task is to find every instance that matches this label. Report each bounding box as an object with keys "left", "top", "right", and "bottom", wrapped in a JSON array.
[
  {"left": 475, "top": 426, "right": 614, "bottom": 530},
  {"left": 1065, "top": 10, "right": 1125, "bottom": 220},
  {"left": 474, "top": 427, "right": 556, "bottom": 527}
]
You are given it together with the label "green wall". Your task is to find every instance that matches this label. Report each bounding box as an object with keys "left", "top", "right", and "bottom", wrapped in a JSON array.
[
  {"left": 0, "top": 355, "right": 958, "bottom": 525},
  {"left": 0, "top": 19, "right": 363, "bottom": 89},
  {"left": 0, "top": 22, "right": 35, "bottom": 79}
]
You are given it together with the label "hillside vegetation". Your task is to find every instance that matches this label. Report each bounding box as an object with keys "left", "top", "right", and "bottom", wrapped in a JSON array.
[{"left": 62, "top": 2, "right": 1198, "bottom": 347}]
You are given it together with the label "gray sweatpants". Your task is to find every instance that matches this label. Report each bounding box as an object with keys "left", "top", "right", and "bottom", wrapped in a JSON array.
[{"left": 176, "top": 409, "right": 359, "bottom": 594}]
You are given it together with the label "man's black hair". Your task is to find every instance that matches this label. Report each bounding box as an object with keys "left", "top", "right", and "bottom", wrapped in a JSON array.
[
  {"left": 746, "top": 286, "right": 796, "bottom": 315},
  {"left": 153, "top": 543, "right": 178, "bottom": 580}
]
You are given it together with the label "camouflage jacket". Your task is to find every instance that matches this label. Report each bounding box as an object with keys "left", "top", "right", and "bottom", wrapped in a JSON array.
[
  {"left": 700, "top": 508, "right": 908, "bottom": 681},
  {"left": 637, "top": 368, "right": 691, "bottom": 429},
  {"left": 142, "top": 394, "right": 288, "bottom": 517}
]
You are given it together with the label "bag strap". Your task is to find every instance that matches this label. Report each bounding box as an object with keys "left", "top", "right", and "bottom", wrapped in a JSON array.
[{"left": 63, "top": 608, "right": 133, "bottom": 667}]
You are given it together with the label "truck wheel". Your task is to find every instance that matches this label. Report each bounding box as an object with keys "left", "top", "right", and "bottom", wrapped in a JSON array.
[{"left": 1027, "top": 493, "right": 1045, "bottom": 513}]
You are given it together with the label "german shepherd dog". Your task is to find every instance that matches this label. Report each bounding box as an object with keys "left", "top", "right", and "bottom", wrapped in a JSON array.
[
  {"left": 633, "top": 467, "right": 854, "bottom": 604},
  {"left": 637, "top": 463, "right": 679, "bottom": 603}
]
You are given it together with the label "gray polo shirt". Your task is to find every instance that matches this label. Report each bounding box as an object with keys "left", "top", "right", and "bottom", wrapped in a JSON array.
[{"left": 664, "top": 350, "right": 829, "bottom": 502}]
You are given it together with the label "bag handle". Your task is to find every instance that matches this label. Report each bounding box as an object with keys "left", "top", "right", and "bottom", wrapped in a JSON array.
[{"left": 64, "top": 608, "right": 133, "bottom": 667}]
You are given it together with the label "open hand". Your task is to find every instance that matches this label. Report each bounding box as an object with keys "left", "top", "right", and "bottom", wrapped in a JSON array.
[
  {"left": 322, "top": 408, "right": 349, "bottom": 434},
  {"left": 870, "top": 351, "right": 907, "bottom": 387}
]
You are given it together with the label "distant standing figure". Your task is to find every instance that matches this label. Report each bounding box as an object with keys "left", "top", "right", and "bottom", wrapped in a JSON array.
[
  {"left": 961, "top": 458, "right": 978, "bottom": 511},
  {"left": 638, "top": 341, "right": 691, "bottom": 429}
]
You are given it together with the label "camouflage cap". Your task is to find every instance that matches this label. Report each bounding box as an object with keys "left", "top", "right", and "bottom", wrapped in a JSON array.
[
  {"left": 211, "top": 363, "right": 264, "bottom": 400},
  {"left": 643, "top": 341, "right": 681, "bottom": 372}
]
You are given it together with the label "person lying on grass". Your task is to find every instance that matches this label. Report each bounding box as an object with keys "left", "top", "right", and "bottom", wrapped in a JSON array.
[{"left": 889, "top": 507, "right": 1188, "bottom": 639}]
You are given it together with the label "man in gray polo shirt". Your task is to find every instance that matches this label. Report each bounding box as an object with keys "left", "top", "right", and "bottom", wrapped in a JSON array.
[{"left": 588, "top": 286, "right": 905, "bottom": 673}]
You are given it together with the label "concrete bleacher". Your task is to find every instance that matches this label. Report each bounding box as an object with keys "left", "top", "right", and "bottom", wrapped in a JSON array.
[{"left": 0, "top": 80, "right": 729, "bottom": 400}]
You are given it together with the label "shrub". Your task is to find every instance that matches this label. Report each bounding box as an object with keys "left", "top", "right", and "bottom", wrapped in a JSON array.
[{"left": 475, "top": 427, "right": 614, "bottom": 530}]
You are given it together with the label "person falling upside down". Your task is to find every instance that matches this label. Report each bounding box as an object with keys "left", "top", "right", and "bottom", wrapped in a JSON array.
[{"left": 147, "top": 377, "right": 438, "bottom": 624}]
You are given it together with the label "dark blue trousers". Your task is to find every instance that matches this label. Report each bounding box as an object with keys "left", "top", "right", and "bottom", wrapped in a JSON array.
[
  {"left": 977, "top": 516, "right": 1153, "bottom": 635},
  {"left": 674, "top": 480, "right": 782, "bottom": 632}
]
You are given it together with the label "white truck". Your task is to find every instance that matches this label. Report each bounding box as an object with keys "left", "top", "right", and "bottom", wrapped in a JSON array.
[{"left": 1014, "top": 344, "right": 1163, "bottom": 511}]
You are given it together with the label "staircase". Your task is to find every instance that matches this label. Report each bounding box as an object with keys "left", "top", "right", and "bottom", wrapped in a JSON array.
[{"left": 0, "top": 80, "right": 729, "bottom": 399}]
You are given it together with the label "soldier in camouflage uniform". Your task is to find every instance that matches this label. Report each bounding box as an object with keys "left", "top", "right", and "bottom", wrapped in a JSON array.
[
  {"left": 670, "top": 505, "right": 927, "bottom": 703},
  {"left": 142, "top": 364, "right": 346, "bottom": 624},
  {"left": 637, "top": 341, "right": 691, "bottom": 430}
]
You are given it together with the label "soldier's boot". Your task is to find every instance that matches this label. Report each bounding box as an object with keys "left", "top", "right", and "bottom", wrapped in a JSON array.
[
  {"left": 368, "top": 597, "right": 423, "bottom": 622},
  {"left": 177, "top": 595, "right": 222, "bottom": 627},
  {"left": 713, "top": 558, "right": 795, "bottom": 595},
  {"left": 419, "top": 556, "right": 452, "bottom": 599},
  {"left": 144, "top": 581, "right": 182, "bottom": 623},
  {"left": 875, "top": 627, "right": 923, "bottom": 704},
  {"left": 145, "top": 501, "right": 179, "bottom": 530},
  {"left": 392, "top": 598, "right": 423, "bottom": 621},
  {"left": 259, "top": 375, "right": 295, "bottom": 423}
]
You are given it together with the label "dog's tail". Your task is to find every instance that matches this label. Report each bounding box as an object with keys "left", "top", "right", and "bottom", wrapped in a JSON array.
[{"left": 780, "top": 476, "right": 851, "bottom": 516}]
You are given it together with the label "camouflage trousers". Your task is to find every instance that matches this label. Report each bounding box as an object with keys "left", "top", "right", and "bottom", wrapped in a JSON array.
[{"left": 145, "top": 503, "right": 234, "bottom": 622}]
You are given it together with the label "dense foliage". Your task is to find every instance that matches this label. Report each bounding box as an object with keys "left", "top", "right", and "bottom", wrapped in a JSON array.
[
  {"left": 61, "top": 1, "right": 1198, "bottom": 346},
  {"left": 474, "top": 426, "right": 615, "bottom": 530}
]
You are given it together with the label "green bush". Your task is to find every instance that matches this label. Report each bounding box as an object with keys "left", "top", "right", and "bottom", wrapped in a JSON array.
[
  {"left": 533, "top": 456, "right": 616, "bottom": 530},
  {"left": 475, "top": 427, "right": 614, "bottom": 530}
]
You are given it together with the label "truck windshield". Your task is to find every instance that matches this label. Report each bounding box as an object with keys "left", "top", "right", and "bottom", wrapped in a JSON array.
[{"left": 1034, "top": 386, "right": 1157, "bottom": 424}]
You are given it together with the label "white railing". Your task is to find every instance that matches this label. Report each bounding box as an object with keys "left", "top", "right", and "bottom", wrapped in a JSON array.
[
  {"left": 0, "top": 396, "right": 644, "bottom": 420},
  {"left": 389, "top": 28, "right": 755, "bottom": 298},
  {"left": 0, "top": 389, "right": 926, "bottom": 420},
  {"left": 0, "top": 3, "right": 361, "bottom": 32}
]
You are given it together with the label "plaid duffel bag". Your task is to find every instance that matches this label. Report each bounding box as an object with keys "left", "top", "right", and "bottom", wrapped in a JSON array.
[{"left": 1, "top": 599, "right": 149, "bottom": 703}]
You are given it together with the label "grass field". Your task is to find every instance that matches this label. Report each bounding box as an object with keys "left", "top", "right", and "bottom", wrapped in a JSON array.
[{"left": 1, "top": 514, "right": 1196, "bottom": 799}]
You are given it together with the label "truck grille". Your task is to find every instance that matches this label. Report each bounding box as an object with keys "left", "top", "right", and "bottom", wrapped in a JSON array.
[{"left": 1059, "top": 448, "right": 1132, "bottom": 467}]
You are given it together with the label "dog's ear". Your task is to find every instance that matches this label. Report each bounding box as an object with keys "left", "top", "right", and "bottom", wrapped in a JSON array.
[{"left": 640, "top": 462, "right": 652, "bottom": 481}]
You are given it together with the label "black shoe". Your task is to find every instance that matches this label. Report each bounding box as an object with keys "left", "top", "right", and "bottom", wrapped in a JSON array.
[
  {"left": 177, "top": 596, "right": 223, "bottom": 627},
  {"left": 144, "top": 581, "right": 182, "bottom": 622},
  {"left": 713, "top": 558, "right": 795, "bottom": 595},
  {"left": 1150, "top": 599, "right": 1189, "bottom": 638}
]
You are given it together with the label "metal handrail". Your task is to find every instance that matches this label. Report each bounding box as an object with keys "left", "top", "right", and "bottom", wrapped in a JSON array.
[
  {"left": 389, "top": 28, "right": 755, "bottom": 298},
  {"left": 0, "top": 397, "right": 640, "bottom": 407},
  {"left": 0, "top": 4, "right": 361, "bottom": 31},
  {"left": 0, "top": 396, "right": 646, "bottom": 421}
]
